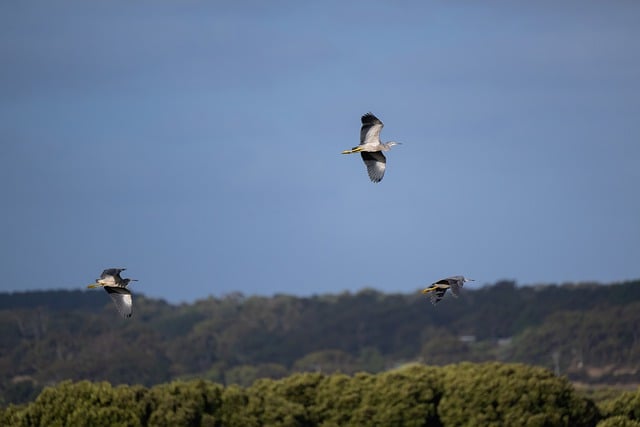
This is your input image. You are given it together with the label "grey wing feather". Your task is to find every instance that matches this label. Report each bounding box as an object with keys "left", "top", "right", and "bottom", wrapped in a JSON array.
[
  {"left": 361, "top": 151, "right": 386, "bottom": 183},
  {"left": 360, "top": 113, "right": 384, "bottom": 145},
  {"left": 430, "top": 288, "right": 448, "bottom": 305},
  {"left": 104, "top": 287, "right": 133, "bottom": 318},
  {"left": 100, "top": 268, "right": 125, "bottom": 279},
  {"left": 446, "top": 276, "right": 465, "bottom": 297},
  {"left": 450, "top": 281, "right": 462, "bottom": 297}
]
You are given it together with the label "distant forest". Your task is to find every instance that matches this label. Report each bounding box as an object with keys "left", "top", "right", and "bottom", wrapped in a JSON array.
[{"left": 0, "top": 280, "right": 639, "bottom": 406}]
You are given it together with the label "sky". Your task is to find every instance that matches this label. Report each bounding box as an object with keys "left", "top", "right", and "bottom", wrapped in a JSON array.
[{"left": 1, "top": 1, "right": 639, "bottom": 303}]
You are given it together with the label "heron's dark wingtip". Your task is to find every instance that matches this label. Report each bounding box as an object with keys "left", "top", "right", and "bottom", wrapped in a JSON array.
[{"left": 361, "top": 112, "right": 382, "bottom": 125}]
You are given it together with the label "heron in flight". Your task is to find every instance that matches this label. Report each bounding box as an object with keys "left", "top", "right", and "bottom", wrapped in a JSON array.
[
  {"left": 422, "top": 276, "right": 474, "bottom": 305},
  {"left": 87, "top": 268, "right": 138, "bottom": 318},
  {"left": 342, "top": 112, "right": 401, "bottom": 183}
]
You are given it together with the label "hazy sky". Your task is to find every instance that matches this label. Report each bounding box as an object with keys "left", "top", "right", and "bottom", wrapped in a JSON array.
[{"left": 2, "top": 1, "right": 639, "bottom": 303}]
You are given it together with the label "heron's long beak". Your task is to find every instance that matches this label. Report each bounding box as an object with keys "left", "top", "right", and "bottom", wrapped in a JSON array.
[{"left": 87, "top": 283, "right": 101, "bottom": 289}]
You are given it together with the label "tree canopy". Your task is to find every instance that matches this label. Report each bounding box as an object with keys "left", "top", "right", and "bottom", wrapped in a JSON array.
[{"left": 1, "top": 363, "right": 615, "bottom": 427}]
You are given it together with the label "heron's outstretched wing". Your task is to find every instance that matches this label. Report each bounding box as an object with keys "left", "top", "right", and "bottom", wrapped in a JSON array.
[
  {"left": 100, "top": 268, "right": 125, "bottom": 279},
  {"left": 361, "top": 151, "right": 386, "bottom": 183},
  {"left": 104, "top": 287, "right": 133, "bottom": 318},
  {"left": 450, "top": 279, "right": 464, "bottom": 297},
  {"left": 422, "top": 285, "right": 449, "bottom": 305},
  {"left": 429, "top": 288, "right": 448, "bottom": 305},
  {"left": 434, "top": 276, "right": 465, "bottom": 297},
  {"left": 98, "top": 268, "right": 126, "bottom": 285},
  {"left": 360, "top": 113, "right": 384, "bottom": 145}
]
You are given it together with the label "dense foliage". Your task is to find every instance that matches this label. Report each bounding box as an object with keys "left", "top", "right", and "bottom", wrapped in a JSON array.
[
  {"left": 1, "top": 363, "right": 610, "bottom": 427},
  {"left": 0, "top": 280, "right": 638, "bottom": 406}
]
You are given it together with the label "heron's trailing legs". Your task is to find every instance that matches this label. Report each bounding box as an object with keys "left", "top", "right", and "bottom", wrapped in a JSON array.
[{"left": 341, "top": 146, "right": 364, "bottom": 154}]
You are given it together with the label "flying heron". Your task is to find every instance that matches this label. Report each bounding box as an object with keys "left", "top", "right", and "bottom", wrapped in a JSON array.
[
  {"left": 422, "top": 276, "right": 474, "bottom": 305},
  {"left": 342, "top": 112, "right": 401, "bottom": 183},
  {"left": 87, "top": 268, "right": 138, "bottom": 318}
]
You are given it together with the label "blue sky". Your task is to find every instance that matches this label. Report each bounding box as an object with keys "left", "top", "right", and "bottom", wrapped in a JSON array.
[{"left": 2, "top": 1, "right": 639, "bottom": 303}]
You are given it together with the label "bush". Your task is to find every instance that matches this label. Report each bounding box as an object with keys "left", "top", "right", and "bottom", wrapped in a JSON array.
[
  {"left": 597, "top": 415, "right": 640, "bottom": 427},
  {"left": 438, "top": 362, "right": 599, "bottom": 427},
  {"left": 0, "top": 363, "right": 605, "bottom": 427},
  {"left": 599, "top": 388, "right": 640, "bottom": 421}
]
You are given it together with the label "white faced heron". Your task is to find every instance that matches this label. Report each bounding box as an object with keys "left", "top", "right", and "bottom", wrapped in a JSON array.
[
  {"left": 422, "top": 276, "right": 474, "bottom": 305},
  {"left": 87, "top": 268, "right": 138, "bottom": 318},
  {"left": 342, "top": 112, "right": 401, "bottom": 183}
]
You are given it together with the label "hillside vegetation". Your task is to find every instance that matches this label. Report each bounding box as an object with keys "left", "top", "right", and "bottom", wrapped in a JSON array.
[{"left": 0, "top": 280, "right": 638, "bottom": 406}]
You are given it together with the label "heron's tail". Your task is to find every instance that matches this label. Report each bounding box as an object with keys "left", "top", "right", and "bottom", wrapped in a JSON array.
[{"left": 341, "top": 146, "right": 364, "bottom": 154}]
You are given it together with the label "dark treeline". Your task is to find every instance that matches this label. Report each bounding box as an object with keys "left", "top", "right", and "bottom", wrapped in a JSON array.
[
  {"left": 0, "top": 280, "right": 639, "bottom": 406},
  {"left": 7, "top": 363, "right": 640, "bottom": 427}
]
